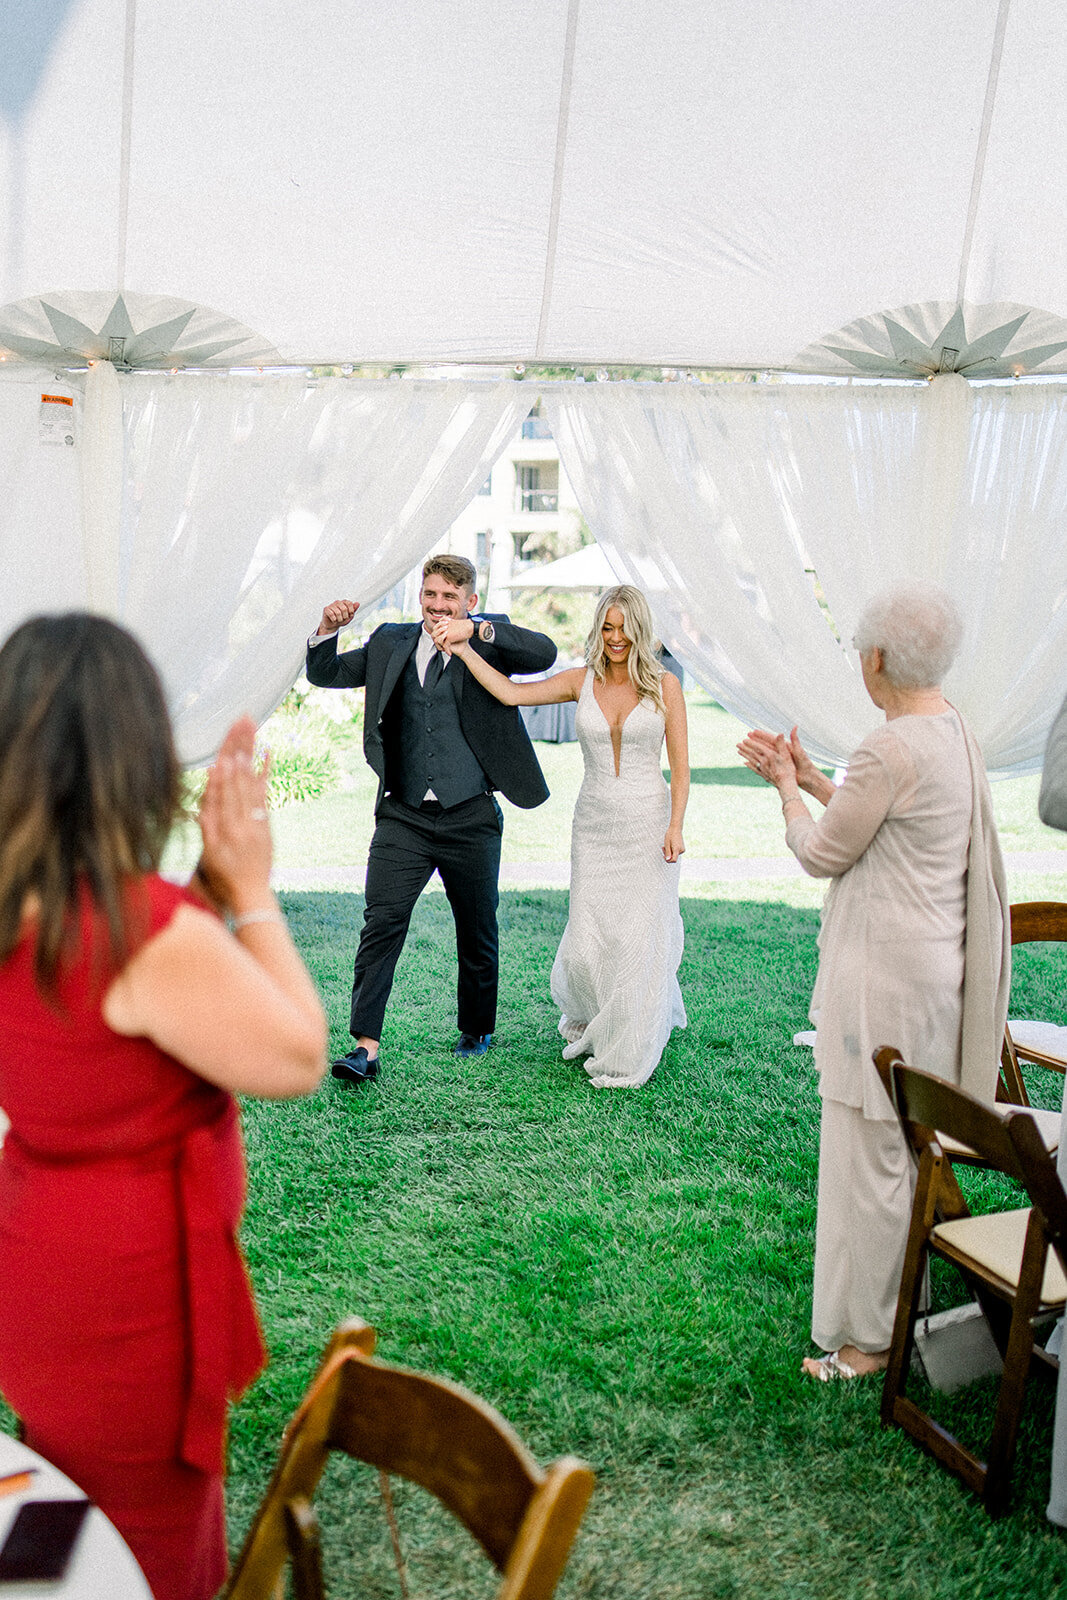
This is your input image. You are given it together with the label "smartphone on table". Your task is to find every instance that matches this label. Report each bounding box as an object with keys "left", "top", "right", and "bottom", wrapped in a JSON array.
[{"left": 0, "top": 1497, "right": 91, "bottom": 1581}]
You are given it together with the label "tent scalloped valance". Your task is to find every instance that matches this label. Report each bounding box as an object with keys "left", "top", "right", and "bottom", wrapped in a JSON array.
[
  {"left": 0, "top": 291, "right": 279, "bottom": 370},
  {"left": 794, "top": 300, "right": 1067, "bottom": 380}
]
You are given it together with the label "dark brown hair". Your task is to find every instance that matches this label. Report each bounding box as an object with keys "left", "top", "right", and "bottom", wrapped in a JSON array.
[
  {"left": 422, "top": 553, "right": 476, "bottom": 593},
  {"left": 0, "top": 614, "right": 183, "bottom": 994}
]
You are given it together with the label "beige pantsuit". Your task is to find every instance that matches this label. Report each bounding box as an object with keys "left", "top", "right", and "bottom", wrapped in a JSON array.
[{"left": 787, "top": 711, "right": 1009, "bottom": 1355}]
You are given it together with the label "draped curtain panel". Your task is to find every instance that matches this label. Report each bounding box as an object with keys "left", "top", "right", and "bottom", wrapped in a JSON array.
[
  {"left": 6, "top": 363, "right": 1067, "bottom": 773},
  {"left": 0, "top": 370, "right": 529, "bottom": 763},
  {"left": 545, "top": 375, "right": 1067, "bottom": 773}
]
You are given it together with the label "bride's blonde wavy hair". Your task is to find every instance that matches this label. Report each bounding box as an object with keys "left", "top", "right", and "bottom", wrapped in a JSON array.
[{"left": 585, "top": 585, "right": 666, "bottom": 713}]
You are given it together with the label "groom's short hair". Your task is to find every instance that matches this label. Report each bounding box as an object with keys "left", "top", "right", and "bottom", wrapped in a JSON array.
[{"left": 422, "top": 554, "right": 476, "bottom": 593}]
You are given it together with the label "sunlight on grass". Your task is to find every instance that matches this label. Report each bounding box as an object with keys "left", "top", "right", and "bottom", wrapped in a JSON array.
[
  {"left": 158, "top": 692, "right": 1067, "bottom": 1594},
  {"left": 227, "top": 876, "right": 1067, "bottom": 1598}
]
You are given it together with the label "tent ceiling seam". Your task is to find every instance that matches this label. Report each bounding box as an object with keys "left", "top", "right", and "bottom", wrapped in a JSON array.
[
  {"left": 534, "top": 0, "right": 581, "bottom": 360},
  {"left": 957, "top": 0, "right": 1011, "bottom": 305},
  {"left": 116, "top": 0, "right": 138, "bottom": 293}
]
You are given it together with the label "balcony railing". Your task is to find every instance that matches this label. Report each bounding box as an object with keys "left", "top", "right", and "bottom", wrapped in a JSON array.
[{"left": 516, "top": 489, "right": 558, "bottom": 513}]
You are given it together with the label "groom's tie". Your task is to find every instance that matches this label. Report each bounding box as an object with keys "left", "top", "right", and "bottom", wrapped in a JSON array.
[{"left": 425, "top": 648, "right": 446, "bottom": 689}]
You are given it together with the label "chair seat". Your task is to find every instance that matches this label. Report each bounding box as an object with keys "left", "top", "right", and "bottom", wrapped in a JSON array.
[
  {"left": 876, "top": 1044, "right": 1067, "bottom": 1516},
  {"left": 1007, "top": 1018, "right": 1067, "bottom": 1070},
  {"left": 933, "top": 1208, "right": 1067, "bottom": 1305},
  {"left": 938, "top": 1105, "right": 1061, "bottom": 1162}
]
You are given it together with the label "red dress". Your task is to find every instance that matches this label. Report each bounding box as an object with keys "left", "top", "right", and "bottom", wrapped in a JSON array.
[{"left": 0, "top": 876, "right": 265, "bottom": 1600}]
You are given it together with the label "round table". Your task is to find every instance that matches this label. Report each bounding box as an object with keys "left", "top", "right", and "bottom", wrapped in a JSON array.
[{"left": 0, "top": 1432, "right": 151, "bottom": 1596}]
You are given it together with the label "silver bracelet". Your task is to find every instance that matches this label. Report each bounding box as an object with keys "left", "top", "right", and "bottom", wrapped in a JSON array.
[
  {"left": 781, "top": 791, "right": 802, "bottom": 813},
  {"left": 232, "top": 908, "right": 286, "bottom": 931}
]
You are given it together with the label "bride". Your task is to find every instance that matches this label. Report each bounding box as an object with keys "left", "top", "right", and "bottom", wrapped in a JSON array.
[{"left": 434, "top": 584, "right": 688, "bottom": 1088}]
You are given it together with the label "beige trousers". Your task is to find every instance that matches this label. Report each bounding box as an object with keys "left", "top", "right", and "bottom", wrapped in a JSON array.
[{"left": 811, "top": 1097, "right": 915, "bottom": 1355}]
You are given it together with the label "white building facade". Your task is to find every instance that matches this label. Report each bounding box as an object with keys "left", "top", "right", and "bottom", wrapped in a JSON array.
[{"left": 429, "top": 404, "right": 583, "bottom": 611}]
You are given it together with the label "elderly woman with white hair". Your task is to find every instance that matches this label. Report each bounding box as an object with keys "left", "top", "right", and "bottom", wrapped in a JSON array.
[{"left": 739, "top": 582, "right": 1010, "bottom": 1381}]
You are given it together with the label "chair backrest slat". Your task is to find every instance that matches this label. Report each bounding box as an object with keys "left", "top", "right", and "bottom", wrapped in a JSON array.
[
  {"left": 223, "top": 1321, "right": 594, "bottom": 1600},
  {"left": 1009, "top": 901, "right": 1067, "bottom": 946},
  {"left": 875, "top": 1046, "right": 1067, "bottom": 1277},
  {"left": 329, "top": 1359, "right": 541, "bottom": 1568},
  {"left": 997, "top": 901, "right": 1067, "bottom": 1108}
]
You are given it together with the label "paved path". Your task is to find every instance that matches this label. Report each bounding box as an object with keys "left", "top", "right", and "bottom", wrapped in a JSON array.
[{"left": 271, "top": 849, "right": 1067, "bottom": 891}]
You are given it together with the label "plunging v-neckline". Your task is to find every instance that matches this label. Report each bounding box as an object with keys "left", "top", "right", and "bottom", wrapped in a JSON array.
[{"left": 591, "top": 675, "right": 639, "bottom": 778}]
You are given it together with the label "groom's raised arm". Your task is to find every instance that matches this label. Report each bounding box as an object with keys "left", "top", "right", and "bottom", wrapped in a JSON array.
[
  {"left": 476, "top": 617, "right": 556, "bottom": 676},
  {"left": 306, "top": 598, "right": 369, "bottom": 689}
]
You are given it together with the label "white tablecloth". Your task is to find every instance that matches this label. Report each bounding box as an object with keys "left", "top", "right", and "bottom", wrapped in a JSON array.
[{"left": 0, "top": 1433, "right": 151, "bottom": 1596}]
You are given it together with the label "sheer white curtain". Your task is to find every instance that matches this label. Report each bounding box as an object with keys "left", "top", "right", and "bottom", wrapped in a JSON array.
[
  {"left": 120, "top": 375, "right": 530, "bottom": 761},
  {"left": 0, "top": 371, "right": 528, "bottom": 763},
  {"left": 545, "top": 376, "right": 1067, "bottom": 771},
  {"left": 8, "top": 363, "right": 1067, "bottom": 772}
]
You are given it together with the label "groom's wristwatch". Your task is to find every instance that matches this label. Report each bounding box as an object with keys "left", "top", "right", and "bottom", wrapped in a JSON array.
[{"left": 477, "top": 620, "right": 495, "bottom": 643}]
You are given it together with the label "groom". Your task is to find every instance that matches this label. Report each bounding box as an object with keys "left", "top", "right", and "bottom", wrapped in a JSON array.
[{"left": 307, "top": 554, "right": 556, "bottom": 1082}]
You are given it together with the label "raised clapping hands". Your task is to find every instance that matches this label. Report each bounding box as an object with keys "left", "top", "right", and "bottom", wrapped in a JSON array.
[
  {"left": 740, "top": 725, "right": 819, "bottom": 787},
  {"left": 316, "top": 599, "right": 359, "bottom": 637},
  {"left": 737, "top": 726, "right": 799, "bottom": 792},
  {"left": 195, "top": 717, "right": 273, "bottom": 915}
]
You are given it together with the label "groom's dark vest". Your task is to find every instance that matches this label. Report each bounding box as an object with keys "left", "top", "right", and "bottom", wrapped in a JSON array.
[{"left": 385, "top": 652, "right": 490, "bottom": 809}]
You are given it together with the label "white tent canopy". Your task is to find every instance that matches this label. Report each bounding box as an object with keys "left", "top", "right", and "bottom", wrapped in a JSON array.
[
  {"left": 4, "top": 1, "right": 1067, "bottom": 372},
  {"left": 3, "top": 2, "right": 1067, "bottom": 771}
]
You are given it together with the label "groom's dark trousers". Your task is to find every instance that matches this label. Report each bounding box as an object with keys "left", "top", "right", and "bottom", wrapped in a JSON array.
[
  {"left": 306, "top": 617, "right": 555, "bottom": 1041},
  {"left": 354, "top": 792, "right": 503, "bottom": 1040}
]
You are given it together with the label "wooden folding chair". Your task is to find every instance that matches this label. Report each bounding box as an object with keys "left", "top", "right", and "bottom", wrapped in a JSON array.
[
  {"left": 936, "top": 902, "right": 1065, "bottom": 1168},
  {"left": 874, "top": 1047, "right": 1067, "bottom": 1516},
  {"left": 1000, "top": 901, "right": 1067, "bottom": 1114},
  {"left": 223, "top": 1319, "right": 594, "bottom": 1600}
]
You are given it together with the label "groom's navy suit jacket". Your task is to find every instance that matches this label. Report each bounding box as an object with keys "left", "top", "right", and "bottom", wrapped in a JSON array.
[{"left": 306, "top": 616, "right": 556, "bottom": 813}]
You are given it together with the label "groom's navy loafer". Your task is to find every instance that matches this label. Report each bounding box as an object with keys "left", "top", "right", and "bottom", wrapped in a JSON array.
[
  {"left": 454, "top": 1032, "right": 492, "bottom": 1058},
  {"left": 331, "top": 1047, "right": 379, "bottom": 1085}
]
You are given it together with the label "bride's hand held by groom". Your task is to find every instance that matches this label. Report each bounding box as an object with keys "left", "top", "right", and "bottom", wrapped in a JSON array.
[
  {"left": 430, "top": 616, "right": 475, "bottom": 653},
  {"left": 431, "top": 616, "right": 521, "bottom": 705},
  {"left": 433, "top": 616, "right": 583, "bottom": 708}
]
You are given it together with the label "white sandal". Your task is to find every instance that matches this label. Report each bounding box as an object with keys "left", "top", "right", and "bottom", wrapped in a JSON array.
[{"left": 802, "top": 1350, "right": 859, "bottom": 1382}]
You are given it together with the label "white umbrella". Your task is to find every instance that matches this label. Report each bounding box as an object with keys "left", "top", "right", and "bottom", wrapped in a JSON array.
[{"left": 502, "top": 544, "right": 621, "bottom": 592}]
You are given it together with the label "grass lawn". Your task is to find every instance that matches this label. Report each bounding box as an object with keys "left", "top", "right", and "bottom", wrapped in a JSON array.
[
  {"left": 163, "top": 695, "right": 1067, "bottom": 885},
  {"left": 214, "top": 697, "right": 1067, "bottom": 1597}
]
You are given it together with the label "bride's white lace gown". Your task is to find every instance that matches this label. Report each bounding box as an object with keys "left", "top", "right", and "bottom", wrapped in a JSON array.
[{"left": 551, "top": 668, "right": 687, "bottom": 1088}]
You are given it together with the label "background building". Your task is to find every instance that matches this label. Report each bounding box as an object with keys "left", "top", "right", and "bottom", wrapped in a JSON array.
[{"left": 389, "top": 404, "right": 585, "bottom": 616}]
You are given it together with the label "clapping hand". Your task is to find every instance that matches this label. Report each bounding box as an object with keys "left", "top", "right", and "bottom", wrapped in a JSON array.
[
  {"left": 737, "top": 728, "right": 797, "bottom": 790},
  {"left": 783, "top": 726, "right": 824, "bottom": 794},
  {"left": 739, "top": 724, "right": 833, "bottom": 806},
  {"left": 194, "top": 717, "right": 273, "bottom": 914}
]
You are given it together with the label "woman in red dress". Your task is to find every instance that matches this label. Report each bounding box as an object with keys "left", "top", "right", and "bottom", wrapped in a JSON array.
[{"left": 0, "top": 614, "right": 327, "bottom": 1599}]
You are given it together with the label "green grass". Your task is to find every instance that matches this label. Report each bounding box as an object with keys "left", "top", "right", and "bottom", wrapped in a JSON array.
[
  {"left": 162, "top": 696, "right": 1067, "bottom": 883},
  {"left": 221, "top": 882, "right": 1067, "bottom": 1599},
  {"left": 56, "top": 694, "right": 1067, "bottom": 1592}
]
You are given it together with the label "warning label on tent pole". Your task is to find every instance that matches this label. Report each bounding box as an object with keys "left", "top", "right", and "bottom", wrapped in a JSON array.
[{"left": 40, "top": 392, "right": 75, "bottom": 447}]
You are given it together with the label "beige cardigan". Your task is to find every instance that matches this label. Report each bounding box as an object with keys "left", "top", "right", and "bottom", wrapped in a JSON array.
[{"left": 786, "top": 710, "right": 1009, "bottom": 1119}]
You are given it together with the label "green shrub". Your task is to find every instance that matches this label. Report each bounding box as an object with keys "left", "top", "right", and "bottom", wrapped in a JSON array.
[{"left": 181, "top": 688, "right": 347, "bottom": 815}]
